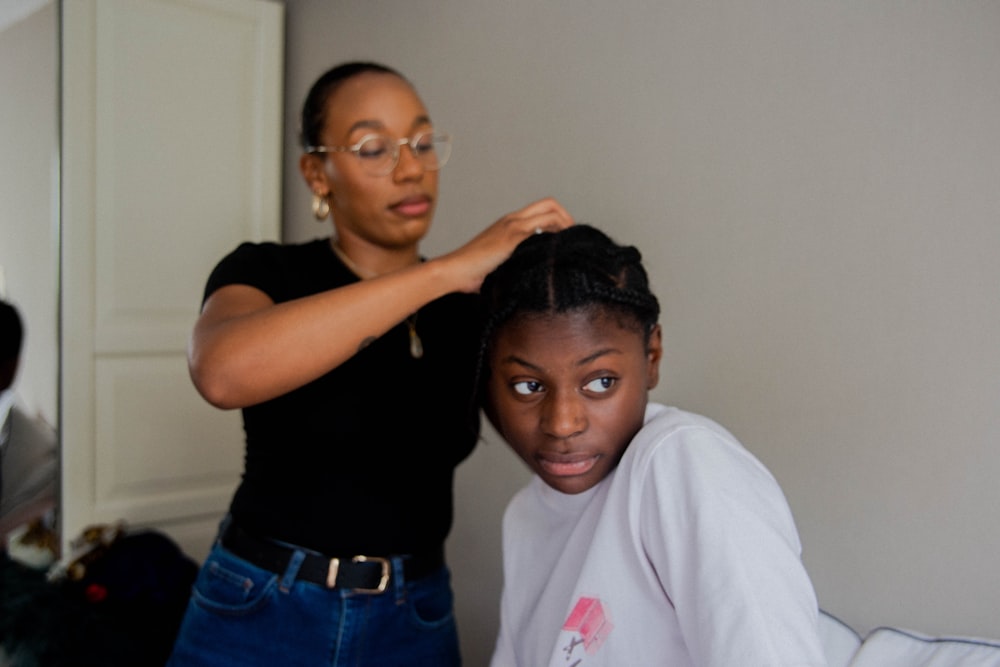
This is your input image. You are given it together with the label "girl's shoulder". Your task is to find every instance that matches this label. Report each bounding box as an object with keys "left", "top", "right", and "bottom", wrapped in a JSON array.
[
  {"left": 637, "top": 403, "right": 740, "bottom": 448},
  {"left": 624, "top": 403, "right": 773, "bottom": 485}
]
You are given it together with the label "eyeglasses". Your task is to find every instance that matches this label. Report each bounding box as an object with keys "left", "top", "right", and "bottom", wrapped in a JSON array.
[{"left": 305, "top": 131, "right": 452, "bottom": 176}]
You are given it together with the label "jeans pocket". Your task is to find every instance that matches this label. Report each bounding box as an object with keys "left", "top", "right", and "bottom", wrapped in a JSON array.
[
  {"left": 190, "top": 550, "right": 278, "bottom": 617},
  {"left": 406, "top": 567, "right": 456, "bottom": 629}
]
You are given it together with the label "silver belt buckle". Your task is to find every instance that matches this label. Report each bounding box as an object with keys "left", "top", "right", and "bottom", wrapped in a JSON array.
[{"left": 352, "top": 555, "right": 390, "bottom": 594}]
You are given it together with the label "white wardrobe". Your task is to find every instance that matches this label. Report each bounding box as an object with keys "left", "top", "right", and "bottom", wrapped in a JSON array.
[{"left": 60, "top": 0, "right": 283, "bottom": 560}]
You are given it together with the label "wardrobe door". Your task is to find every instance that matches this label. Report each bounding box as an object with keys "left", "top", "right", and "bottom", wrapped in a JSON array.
[{"left": 60, "top": 0, "right": 283, "bottom": 559}]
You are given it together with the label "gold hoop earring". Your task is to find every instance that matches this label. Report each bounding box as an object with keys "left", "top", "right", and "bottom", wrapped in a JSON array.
[{"left": 312, "top": 193, "right": 330, "bottom": 221}]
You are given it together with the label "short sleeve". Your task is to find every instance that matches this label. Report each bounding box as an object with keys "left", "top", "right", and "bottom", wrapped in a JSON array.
[{"left": 202, "top": 242, "right": 283, "bottom": 304}]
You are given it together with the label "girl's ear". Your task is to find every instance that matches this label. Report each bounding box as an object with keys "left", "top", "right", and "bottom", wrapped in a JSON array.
[{"left": 646, "top": 324, "right": 663, "bottom": 390}]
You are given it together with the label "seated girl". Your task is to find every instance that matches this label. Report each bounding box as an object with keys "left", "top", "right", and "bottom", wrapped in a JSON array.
[{"left": 479, "top": 224, "right": 826, "bottom": 667}]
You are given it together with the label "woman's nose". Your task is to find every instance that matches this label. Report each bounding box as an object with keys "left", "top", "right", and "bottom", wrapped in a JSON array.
[
  {"left": 392, "top": 141, "right": 425, "bottom": 180},
  {"left": 541, "top": 390, "right": 586, "bottom": 440}
]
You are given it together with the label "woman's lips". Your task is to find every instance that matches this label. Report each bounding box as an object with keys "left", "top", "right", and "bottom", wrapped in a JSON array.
[
  {"left": 390, "top": 195, "right": 431, "bottom": 217},
  {"left": 538, "top": 454, "right": 600, "bottom": 477}
]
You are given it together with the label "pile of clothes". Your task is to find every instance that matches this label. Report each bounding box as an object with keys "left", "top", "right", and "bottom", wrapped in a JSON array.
[{"left": 0, "top": 523, "right": 197, "bottom": 667}]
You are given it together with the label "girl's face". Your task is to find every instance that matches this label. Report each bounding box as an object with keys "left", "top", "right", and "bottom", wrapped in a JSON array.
[
  {"left": 301, "top": 72, "right": 439, "bottom": 251},
  {"left": 486, "top": 309, "right": 662, "bottom": 495}
]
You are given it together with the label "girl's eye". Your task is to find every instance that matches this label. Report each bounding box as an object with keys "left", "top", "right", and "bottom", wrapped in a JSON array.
[
  {"left": 583, "top": 376, "right": 616, "bottom": 394},
  {"left": 512, "top": 380, "right": 543, "bottom": 396}
]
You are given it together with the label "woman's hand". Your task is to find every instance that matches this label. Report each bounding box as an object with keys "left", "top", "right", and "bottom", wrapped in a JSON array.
[{"left": 437, "top": 197, "right": 574, "bottom": 293}]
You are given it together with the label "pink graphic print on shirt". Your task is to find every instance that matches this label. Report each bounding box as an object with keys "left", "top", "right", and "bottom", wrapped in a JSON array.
[{"left": 562, "top": 596, "right": 614, "bottom": 660}]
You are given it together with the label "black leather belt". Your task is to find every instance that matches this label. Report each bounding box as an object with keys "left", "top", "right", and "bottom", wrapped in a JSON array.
[{"left": 220, "top": 523, "right": 443, "bottom": 594}]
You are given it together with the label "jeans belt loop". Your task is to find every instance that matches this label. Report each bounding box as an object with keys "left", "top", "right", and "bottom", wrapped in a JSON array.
[{"left": 281, "top": 549, "right": 306, "bottom": 594}]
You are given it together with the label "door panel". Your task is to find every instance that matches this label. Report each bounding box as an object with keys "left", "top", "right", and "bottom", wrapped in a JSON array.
[{"left": 60, "top": 0, "right": 283, "bottom": 559}]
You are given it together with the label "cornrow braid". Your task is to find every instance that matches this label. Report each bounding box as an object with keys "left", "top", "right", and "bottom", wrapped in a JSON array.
[{"left": 475, "top": 224, "right": 660, "bottom": 399}]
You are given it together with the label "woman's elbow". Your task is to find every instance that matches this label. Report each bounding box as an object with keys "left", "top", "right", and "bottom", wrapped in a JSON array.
[{"left": 188, "top": 352, "right": 244, "bottom": 410}]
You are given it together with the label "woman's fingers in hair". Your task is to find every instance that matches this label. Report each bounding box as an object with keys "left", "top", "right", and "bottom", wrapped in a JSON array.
[
  {"left": 503, "top": 197, "right": 574, "bottom": 238},
  {"left": 439, "top": 198, "right": 573, "bottom": 294}
]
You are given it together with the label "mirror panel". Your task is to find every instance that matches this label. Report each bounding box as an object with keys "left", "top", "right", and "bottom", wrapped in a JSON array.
[
  {"left": 0, "top": 0, "right": 59, "bottom": 428},
  {"left": 0, "top": 0, "right": 60, "bottom": 545}
]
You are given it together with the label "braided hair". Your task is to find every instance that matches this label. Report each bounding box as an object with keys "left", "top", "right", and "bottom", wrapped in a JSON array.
[
  {"left": 476, "top": 224, "right": 660, "bottom": 396},
  {"left": 299, "top": 61, "right": 407, "bottom": 150}
]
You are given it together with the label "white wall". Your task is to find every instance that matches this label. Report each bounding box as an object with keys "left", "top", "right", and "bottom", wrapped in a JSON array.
[{"left": 282, "top": 1, "right": 1000, "bottom": 662}]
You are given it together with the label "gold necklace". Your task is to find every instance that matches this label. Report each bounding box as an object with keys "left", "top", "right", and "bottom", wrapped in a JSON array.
[
  {"left": 330, "top": 239, "right": 377, "bottom": 279},
  {"left": 331, "top": 239, "right": 423, "bottom": 359}
]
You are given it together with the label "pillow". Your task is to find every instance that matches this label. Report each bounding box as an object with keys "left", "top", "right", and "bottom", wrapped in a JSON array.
[
  {"left": 849, "top": 626, "right": 1000, "bottom": 666},
  {"left": 818, "top": 609, "right": 862, "bottom": 667}
]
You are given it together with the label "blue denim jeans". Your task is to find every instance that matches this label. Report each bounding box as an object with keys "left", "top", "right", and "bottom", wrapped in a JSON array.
[{"left": 166, "top": 539, "right": 461, "bottom": 667}]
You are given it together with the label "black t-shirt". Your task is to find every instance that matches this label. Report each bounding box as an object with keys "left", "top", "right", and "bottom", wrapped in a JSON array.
[{"left": 203, "top": 239, "right": 482, "bottom": 555}]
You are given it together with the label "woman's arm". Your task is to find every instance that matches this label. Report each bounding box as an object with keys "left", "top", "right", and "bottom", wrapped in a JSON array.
[{"left": 188, "top": 197, "right": 572, "bottom": 409}]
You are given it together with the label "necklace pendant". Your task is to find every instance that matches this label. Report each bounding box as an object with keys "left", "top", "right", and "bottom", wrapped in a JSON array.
[
  {"left": 409, "top": 327, "right": 424, "bottom": 359},
  {"left": 406, "top": 314, "right": 423, "bottom": 359}
]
